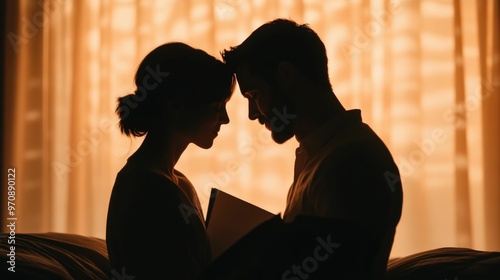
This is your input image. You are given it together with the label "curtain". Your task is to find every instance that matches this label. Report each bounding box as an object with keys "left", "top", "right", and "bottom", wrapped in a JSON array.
[{"left": 2, "top": 0, "right": 499, "bottom": 258}]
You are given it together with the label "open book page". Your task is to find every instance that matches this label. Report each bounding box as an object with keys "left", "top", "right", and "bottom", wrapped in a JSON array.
[{"left": 205, "top": 188, "right": 277, "bottom": 259}]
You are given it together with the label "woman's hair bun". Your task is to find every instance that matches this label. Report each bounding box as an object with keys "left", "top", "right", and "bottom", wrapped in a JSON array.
[{"left": 116, "top": 92, "right": 149, "bottom": 137}]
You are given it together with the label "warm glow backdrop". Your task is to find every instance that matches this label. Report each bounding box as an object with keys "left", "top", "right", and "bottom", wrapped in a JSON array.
[{"left": 2, "top": 0, "right": 499, "bottom": 258}]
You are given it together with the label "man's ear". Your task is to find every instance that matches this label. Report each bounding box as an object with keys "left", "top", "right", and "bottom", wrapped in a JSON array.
[{"left": 276, "top": 60, "right": 297, "bottom": 90}]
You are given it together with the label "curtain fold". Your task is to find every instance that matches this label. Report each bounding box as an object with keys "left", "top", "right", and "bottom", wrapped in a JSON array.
[
  {"left": 2, "top": 0, "right": 499, "bottom": 258},
  {"left": 479, "top": 0, "right": 500, "bottom": 250},
  {"left": 453, "top": 0, "right": 472, "bottom": 247}
]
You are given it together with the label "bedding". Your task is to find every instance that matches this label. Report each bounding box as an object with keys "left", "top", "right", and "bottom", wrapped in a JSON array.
[
  {"left": 0, "top": 232, "right": 110, "bottom": 280},
  {"left": 1, "top": 232, "right": 499, "bottom": 279},
  {"left": 386, "top": 247, "right": 500, "bottom": 280}
]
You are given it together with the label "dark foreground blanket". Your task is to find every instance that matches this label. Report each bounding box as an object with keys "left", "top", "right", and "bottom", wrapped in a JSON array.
[
  {"left": 0, "top": 232, "right": 110, "bottom": 280},
  {"left": 1, "top": 230, "right": 499, "bottom": 279},
  {"left": 386, "top": 246, "right": 500, "bottom": 280}
]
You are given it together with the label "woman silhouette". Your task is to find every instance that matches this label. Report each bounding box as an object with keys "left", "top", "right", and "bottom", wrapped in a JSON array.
[{"left": 106, "top": 42, "right": 234, "bottom": 279}]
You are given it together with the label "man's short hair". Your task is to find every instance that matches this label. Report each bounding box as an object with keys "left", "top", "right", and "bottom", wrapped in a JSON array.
[{"left": 222, "top": 18, "right": 332, "bottom": 91}]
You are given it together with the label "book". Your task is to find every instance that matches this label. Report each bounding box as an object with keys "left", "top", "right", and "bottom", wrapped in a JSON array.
[{"left": 205, "top": 188, "right": 277, "bottom": 259}]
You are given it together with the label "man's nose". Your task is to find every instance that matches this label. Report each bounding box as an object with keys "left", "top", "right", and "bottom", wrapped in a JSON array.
[
  {"left": 220, "top": 108, "right": 230, "bottom": 124},
  {"left": 248, "top": 101, "right": 259, "bottom": 120}
]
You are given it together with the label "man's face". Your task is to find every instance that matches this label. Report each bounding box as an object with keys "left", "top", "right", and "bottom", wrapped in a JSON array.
[{"left": 235, "top": 62, "right": 296, "bottom": 144}]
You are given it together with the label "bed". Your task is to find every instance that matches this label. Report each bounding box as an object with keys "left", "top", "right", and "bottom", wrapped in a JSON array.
[
  {"left": 0, "top": 233, "right": 110, "bottom": 280},
  {"left": 1, "top": 232, "right": 499, "bottom": 279}
]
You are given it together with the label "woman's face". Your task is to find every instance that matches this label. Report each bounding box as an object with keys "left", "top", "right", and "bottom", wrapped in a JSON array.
[{"left": 177, "top": 100, "right": 230, "bottom": 149}]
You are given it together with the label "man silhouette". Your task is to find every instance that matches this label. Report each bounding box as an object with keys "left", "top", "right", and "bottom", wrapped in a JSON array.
[{"left": 218, "top": 18, "right": 403, "bottom": 279}]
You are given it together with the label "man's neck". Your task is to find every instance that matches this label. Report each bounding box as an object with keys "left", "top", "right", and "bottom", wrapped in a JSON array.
[{"left": 294, "top": 92, "right": 345, "bottom": 143}]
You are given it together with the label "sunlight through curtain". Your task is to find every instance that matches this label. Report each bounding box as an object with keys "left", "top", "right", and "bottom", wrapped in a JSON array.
[{"left": 3, "top": 0, "right": 499, "bottom": 258}]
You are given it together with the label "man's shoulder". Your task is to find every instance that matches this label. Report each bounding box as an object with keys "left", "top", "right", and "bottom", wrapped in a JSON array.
[{"left": 310, "top": 124, "right": 403, "bottom": 197}]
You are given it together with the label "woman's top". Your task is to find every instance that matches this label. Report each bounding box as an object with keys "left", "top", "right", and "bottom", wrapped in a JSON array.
[{"left": 106, "top": 156, "right": 211, "bottom": 279}]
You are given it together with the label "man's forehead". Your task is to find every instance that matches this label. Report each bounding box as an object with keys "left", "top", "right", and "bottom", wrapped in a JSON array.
[
  {"left": 235, "top": 62, "right": 252, "bottom": 92},
  {"left": 235, "top": 62, "right": 266, "bottom": 93}
]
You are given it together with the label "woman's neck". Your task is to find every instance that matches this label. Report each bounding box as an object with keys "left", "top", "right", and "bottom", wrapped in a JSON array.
[{"left": 132, "top": 131, "right": 188, "bottom": 179}]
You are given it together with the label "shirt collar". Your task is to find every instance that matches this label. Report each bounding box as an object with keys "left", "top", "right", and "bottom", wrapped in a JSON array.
[{"left": 298, "top": 109, "right": 362, "bottom": 157}]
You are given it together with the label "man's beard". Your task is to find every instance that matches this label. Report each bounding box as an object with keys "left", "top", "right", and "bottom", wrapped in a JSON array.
[
  {"left": 271, "top": 125, "right": 294, "bottom": 144},
  {"left": 268, "top": 93, "right": 297, "bottom": 144}
]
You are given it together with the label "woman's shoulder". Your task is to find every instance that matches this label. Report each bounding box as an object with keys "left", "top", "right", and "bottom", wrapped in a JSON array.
[
  {"left": 118, "top": 163, "right": 165, "bottom": 181},
  {"left": 114, "top": 164, "right": 183, "bottom": 198}
]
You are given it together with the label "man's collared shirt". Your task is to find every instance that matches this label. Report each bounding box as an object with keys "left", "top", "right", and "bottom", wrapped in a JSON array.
[{"left": 284, "top": 109, "right": 402, "bottom": 230}]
